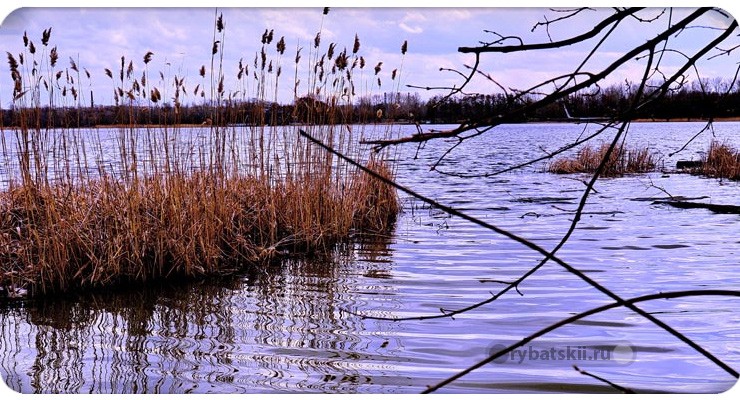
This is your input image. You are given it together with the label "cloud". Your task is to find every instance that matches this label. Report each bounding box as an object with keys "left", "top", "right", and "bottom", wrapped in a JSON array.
[
  {"left": 398, "top": 12, "right": 426, "bottom": 34},
  {"left": 107, "top": 29, "right": 130, "bottom": 48},
  {"left": 399, "top": 22, "right": 423, "bottom": 34},
  {"left": 256, "top": 8, "right": 322, "bottom": 42}
]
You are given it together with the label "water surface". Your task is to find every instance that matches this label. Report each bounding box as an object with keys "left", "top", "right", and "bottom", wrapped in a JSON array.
[{"left": 1, "top": 122, "right": 739, "bottom": 393}]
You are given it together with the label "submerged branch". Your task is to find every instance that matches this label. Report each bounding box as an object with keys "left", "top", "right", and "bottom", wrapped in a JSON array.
[{"left": 654, "top": 200, "right": 740, "bottom": 214}]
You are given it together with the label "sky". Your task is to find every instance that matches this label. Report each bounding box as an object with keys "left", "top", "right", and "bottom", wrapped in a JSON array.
[{"left": 1, "top": 2, "right": 740, "bottom": 107}]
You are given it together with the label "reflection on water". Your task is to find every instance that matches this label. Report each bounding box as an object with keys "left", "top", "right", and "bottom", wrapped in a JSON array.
[
  {"left": 1, "top": 238, "right": 403, "bottom": 394},
  {"left": 2, "top": 122, "right": 740, "bottom": 393}
]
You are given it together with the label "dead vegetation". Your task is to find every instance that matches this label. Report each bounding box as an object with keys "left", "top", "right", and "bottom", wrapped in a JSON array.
[
  {"left": 702, "top": 140, "right": 740, "bottom": 181},
  {"left": 548, "top": 143, "right": 657, "bottom": 177},
  {"left": 1, "top": 17, "right": 403, "bottom": 298}
]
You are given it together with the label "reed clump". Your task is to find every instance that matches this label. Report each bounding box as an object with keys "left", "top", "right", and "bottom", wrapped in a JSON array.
[
  {"left": 1, "top": 14, "right": 405, "bottom": 298},
  {"left": 348, "top": 155, "right": 401, "bottom": 232},
  {"left": 702, "top": 140, "right": 740, "bottom": 181},
  {"left": 548, "top": 143, "right": 657, "bottom": 176},
  {"left": 0, "top": 159, "right": 399, "bottom": 296}
]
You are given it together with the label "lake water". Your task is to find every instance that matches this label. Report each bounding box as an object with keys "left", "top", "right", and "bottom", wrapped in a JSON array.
[{"left": 1, "top": 122, "right": 739, "bottom": 394}]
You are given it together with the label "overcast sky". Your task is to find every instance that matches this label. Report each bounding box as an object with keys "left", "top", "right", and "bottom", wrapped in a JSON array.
[{"left": 1, "top": 3, "right": 739, "bottom": 107}]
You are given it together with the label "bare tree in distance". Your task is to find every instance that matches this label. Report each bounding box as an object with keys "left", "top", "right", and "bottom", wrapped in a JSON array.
[{"left": 302, "top": 7, "right": 740, "bottom": 393}]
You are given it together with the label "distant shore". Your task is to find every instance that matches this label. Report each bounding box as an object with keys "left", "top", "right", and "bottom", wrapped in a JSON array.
[
  {"left": 90, "top": 117, "right": 740, "bottom": 127},
  {"left": 3, "top": 117, "right": 740, "bottom": 131},
  {"left": 631, "top": 116, "right": 740, "bottom": 123},
  {"left": 92, "top": 123, "right": 213, "bottom": 129}
]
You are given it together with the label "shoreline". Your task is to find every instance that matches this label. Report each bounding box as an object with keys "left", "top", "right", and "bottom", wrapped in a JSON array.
[
  {"left": 630, "top": 116, "right": 740, "bottom": 122},
  {"left": 2, "top": 117, "right": 740, "bottom": 130}
]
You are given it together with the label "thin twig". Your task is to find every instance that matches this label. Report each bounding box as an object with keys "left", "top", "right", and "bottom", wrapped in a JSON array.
[{"left": 573, "top": 365, "right": 636, "bottom": 393}]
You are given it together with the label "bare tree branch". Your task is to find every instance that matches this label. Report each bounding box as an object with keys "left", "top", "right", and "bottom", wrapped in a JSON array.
[
  {"left": 348, "top": 47, "right": 658, "bottom": 323},
  {"left": 397, "top": 13, "right": 737, "bottom": 178},
  {"left": 363, "top": 8, "right": 723, "bottom": 150},
  {"left": 308, "top": 7, "right": 740, "bottom": 394},
  {"left": 531, "top": 8, "right": 596, "bottom": 41},
  {"left": 300, "top": 122, "right": 738, "bottom": 381},
  {"left": 461, "top": 8, "right": 642, "bottom": 54},
  {"left": 668, "top": 120, "right": 714, "bottom": 157}
]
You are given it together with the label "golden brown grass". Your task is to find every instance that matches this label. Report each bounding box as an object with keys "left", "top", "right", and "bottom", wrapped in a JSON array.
[
  {"left": 702, "top": 140, "right": 740, "bottom": 181},
  {"left": 1, "top": 16, "right": 404, "bottom": 298},
  {"left": 348, "top": 155, "right": 401, "bottom": 231},
  {"left": 0, "top": 155, "right": 399, "bottom": 296},
  {"left": 548, "top": 143, "right": 657, "bottom": 176}
]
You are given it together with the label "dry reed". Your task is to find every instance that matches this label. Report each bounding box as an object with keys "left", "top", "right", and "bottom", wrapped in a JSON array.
[
  {"left": 702, "top": 140, "right": 740, "bottom": 181},
  {"left": 1, "top": 15, "right": 403, "bottom": 298},
  {"left": 548, "top": 143, "right": 657, "bottom": 176}
]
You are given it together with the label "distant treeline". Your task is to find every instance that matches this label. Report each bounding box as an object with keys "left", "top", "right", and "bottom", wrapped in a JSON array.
[
  {"left": 3, "top": 80, "right": 740, "bottom": 127},
  {"left": 0, "top": 100, "right": 321, "bottom": 128},
  {"left": 424, "top": 79, "right": 740, "bottom": 123},
  {"left": 0, "top": 94, "right": 420, "bottom": 128}
]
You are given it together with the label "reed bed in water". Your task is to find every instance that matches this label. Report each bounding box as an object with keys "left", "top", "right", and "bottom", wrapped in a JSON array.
[
  {"left": 0, "top": 12, "right": 401, "bottom": 298},
  {"left": 548, "top": 143, "right": 657, "bottom": 176},
  {"left": 702, "top": 140, "right": 740, "bottom": 181}
]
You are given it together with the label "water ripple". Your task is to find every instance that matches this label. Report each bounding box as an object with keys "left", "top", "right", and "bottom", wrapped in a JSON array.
[{"left": 2, "top": 123, "right": 739, "bottom": 393}]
